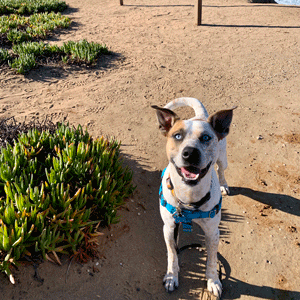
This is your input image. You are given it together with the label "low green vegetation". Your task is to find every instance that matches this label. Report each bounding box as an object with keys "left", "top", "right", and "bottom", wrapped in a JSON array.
[
  {"left": 3, "top": 40, "right": 109, "bottom": 73},
  {"left": 61, "top": 40, "right": 109, "bottom": 64},
  {"left": 0, "top": 0, "right": 110, "bottom": 74},
  {"left": 0, "top": 48, "right": 10, "bottom": 61},
  {"left": 0, "top": 12, "right": 71, "bottom": 43},
  {"left": 0, "top": 123, "right": 134, "bottom": 282},
  {"left": 0, "top": 0, "right": 67, "bottom": 15}
]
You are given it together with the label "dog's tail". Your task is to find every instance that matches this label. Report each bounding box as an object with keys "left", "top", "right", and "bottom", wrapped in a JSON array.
[{"left": 164, "top": 97, "right": 208, "bottom": 120}]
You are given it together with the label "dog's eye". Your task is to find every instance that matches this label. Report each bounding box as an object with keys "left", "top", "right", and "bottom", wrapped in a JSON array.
[
  {"left": 174, "top": 133, "right": 182, "bottom": 140},
  {"left": 200, "top": 134, "right": 211, "bottom": 143}
]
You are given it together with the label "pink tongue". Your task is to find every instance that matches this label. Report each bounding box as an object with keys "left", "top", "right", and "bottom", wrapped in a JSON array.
[{"left": 181, "top": 167, "right": 199, "bottom": 179}]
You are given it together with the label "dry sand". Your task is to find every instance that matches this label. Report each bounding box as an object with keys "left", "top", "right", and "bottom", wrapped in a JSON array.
[{"left": 0, "top": 0, "right": 300, "bottom": 299}]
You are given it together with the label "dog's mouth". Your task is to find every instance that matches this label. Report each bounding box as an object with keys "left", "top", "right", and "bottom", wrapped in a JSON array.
[
  {"left": 174, "top": 162, "right": 212, "bottom": 182},
  {"left": 181, "top": 166, "right": 201, "bottom": 180}
]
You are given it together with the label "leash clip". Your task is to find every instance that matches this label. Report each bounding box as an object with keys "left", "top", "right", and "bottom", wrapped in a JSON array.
[{"left": 174, "top": 206, "right": 182, "bottom": 217}]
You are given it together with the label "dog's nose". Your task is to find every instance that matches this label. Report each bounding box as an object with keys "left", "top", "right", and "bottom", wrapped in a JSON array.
[{"left": 182, "top": 147, "right": 201, "bottom": 165}]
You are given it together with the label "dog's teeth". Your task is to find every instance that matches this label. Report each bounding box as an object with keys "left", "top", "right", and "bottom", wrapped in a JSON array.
[
  {"left": 183, "top": 173, "right": 199, "bottom": 180},
  {"left": 181, "top": 167, "right": 199, "bottom": 180}
]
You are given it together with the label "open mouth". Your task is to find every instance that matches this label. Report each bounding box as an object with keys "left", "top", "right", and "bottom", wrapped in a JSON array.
[
  {"left": 181, "top": 166, "right": 201, "bottom": 180},
  {"left": 176, "top": 162, "right": 212, "bottom": 182}
]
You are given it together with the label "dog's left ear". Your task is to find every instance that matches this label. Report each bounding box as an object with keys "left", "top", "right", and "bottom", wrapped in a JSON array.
[
  {"left": 208, "top": 107, "right": 237, "bottom": 140},
  {"left": 151, "top": 105, "right": 180, "bottom": 136}
]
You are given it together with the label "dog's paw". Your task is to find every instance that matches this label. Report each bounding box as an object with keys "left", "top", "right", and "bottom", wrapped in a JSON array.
[
  {"left": 163, "top": 273, "right": 178, "bottom": 293},
  {"left": 220, "top": 185, "right": 230, "bottom": 196},
  {"left": 207, "top": 278, "right": 222, "bottom": 298}
]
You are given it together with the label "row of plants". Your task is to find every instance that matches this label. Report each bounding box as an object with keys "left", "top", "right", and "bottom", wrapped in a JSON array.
[
  {"left": 0, "top": 40, "right": 109, "bottom": 73},
  {"left": 0, "top": 123, "right": 135, "bottom": 282},
  {"left": 0, "top": 0, "right": 67, "bottom": 15},
  {"left": 0, "top": 12, "right": 71, "bottom": 44},
  {"left": 0, "top": 0, "right": 110, "bottom": 74}
]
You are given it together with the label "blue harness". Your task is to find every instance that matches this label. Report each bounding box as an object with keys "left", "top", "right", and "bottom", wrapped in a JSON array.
[{"left": 159, "top": 168, "right": 222, "bottom": 232}]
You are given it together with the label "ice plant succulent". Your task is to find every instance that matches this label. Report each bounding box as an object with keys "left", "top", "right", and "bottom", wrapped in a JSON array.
[
  {"left": 0, "top": 0, "right": 110, "bottom": 74},
  {"left": 0, "top": 0, "right": 67, "bottom": 15},
  {"left": 0, "top": 12, "right": 71, "bottom": 44},
  {"left": 0, "top": 40, "right": 109, "bottom": 73},
  {"left": 0, "top": 123, "right": 134, "bottom": 283}
]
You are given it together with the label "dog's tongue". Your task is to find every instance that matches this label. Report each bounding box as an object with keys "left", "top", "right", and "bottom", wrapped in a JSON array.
[{"left": 181, "top": 167, "right": 199, "bottom": 180}]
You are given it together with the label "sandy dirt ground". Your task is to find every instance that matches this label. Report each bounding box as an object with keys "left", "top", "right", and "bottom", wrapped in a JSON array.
[{"left": 0, "top": 0, "right": 300, "bottom": 299}]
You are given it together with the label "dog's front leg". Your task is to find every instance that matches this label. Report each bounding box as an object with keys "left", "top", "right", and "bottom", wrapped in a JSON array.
[
  {"left": 163, "top": 222, "right": 179, "bottom": 292},
  {"left": 205, "top": 227, "right": 222, "bottom": 298}
]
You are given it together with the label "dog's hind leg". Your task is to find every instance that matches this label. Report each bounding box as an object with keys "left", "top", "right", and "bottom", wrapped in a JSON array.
[
  {"left": 163, "top": 223, "right": 180, "bottom": 292},
  {"left": 217, "top": 140, "right": 230, "bottom": 195}
]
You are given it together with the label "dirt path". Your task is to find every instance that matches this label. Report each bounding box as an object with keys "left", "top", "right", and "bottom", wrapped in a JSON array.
[{"left": 0, "top": 0, "right": 300, "bottom": 299}]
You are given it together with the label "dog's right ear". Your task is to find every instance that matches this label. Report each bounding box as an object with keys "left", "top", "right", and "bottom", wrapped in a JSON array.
[{"left": 151, "top": 105, "right": 180, "bottom": 136}]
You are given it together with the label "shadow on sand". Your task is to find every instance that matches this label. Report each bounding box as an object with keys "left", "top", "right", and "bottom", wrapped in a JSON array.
[
  {"left": 202, "top": 23, "right": 300, "bottom": 29},
  {"left": 218, "top": 251, "right": 300, "bottom": 299},
  {"left": 128, "top": 157, "right": 300, "bottom": 300},
  {"left": 24, "top": 52, "right": 122, "bottom": 82},
  {"left": 230, "top": 186, "right": 300, "bottom": 217}
]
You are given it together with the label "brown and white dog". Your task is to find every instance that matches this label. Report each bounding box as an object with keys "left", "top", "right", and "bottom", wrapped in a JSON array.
[{"left": 152, "top": 98, "right": 235, "bottom": 298}]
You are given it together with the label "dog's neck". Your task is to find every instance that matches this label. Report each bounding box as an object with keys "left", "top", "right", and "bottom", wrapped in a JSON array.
[{"left": 168, "top": 163, "right": 213, "bottom": 204}]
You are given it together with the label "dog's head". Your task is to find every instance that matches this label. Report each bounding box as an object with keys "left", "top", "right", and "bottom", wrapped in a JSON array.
[{"left": 152, "top": 98, "right": 235, "bottom": 185}]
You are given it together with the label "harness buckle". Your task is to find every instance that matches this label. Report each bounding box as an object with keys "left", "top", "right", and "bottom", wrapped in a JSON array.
[
  {"left": 209, "top": 210, "right": 214, "bottom": 218},
  {"left": 175, "top": 206, "right": 182, "bottom": 217}
]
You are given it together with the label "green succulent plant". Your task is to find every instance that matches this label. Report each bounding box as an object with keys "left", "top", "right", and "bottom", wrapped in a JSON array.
[
  {"left": 0, "top": 1, "right": 110, "bottom": 74},
  {"left": 0, "top": 48, "right": 10, "bottom": 62},
  {"left": 0, "top": 12, "right": 71, "bottom": 44},
  {"left": 60, "top": 40, "right": 109, "bottom": 64},
  {"left": 0, "top": 123, "right": 134, "bottom": 282},
  {"left": 1, "top": 39, "right": 109, "bottom": 73},
  {"left": 0, "top": 0, "right": 67, "bottom": 15}
]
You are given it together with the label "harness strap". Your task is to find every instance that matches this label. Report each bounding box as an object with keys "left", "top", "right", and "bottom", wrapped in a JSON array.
[
  {"left": 160, "top": 194, "right": 222, "bottom": 232},
  {"left": 160, "top": 168, "right": 222, "bottom": 232}
]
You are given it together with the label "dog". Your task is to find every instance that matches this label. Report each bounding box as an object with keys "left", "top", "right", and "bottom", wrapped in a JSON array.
[{"left": 152, "top": 97, "right": 235, "bottom": 298}]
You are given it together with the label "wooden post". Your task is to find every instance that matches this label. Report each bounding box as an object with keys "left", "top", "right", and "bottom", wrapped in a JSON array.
[
  {"left": 196, "top": 0, "right": 202, "bottom": 25},
  {"left": 120, "top": 0, "right": 123, "bottom": 5}
]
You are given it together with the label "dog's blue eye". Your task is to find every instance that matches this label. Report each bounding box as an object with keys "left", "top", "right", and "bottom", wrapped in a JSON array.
[
  {"left": 174, "top": 133, "right": 182, "bottom": 140},
  {"left": 200, "top": 134, "right": 211, "bottom": 143}
]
